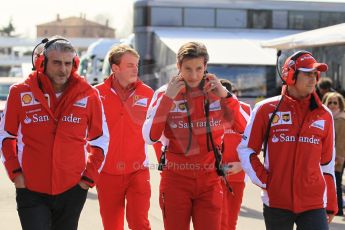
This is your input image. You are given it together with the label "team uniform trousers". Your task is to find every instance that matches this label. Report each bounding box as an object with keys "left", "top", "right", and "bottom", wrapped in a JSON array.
[
  {"left": 97, "top": 169, "right": 151, "bottom": 230},
  {"left": 16, "top": 184, "right": 88, "bottom": 230},
  {"left": 221, "top": 102, "right": 250, "bottom": 230},
  {"left": 221, "top": 181, "right": 245, "bottom": 230},
  {"left": 263, "top": 205, "right": 328, "bottom": 230},
  {"left": 159, "top": 170, "right": 223, "bottom": 230}
]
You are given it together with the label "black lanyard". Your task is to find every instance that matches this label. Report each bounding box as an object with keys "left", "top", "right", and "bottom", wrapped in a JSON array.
[
  {"left": 204, "top": 97, "right": 233, "bottom": 194},
  {"left": 159, "top": 93, "right": 235, "bottom": 194},
  {"left": 184, "top": 94, "right": 193, "bottom": 154},
  {"left": 263, "top": 95, "right": 284, "bottom": 159}
]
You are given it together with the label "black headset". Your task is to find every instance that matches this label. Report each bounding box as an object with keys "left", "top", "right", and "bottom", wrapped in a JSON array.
[{"left": 31, "top": 38, "right": 49, "bottom": 71}]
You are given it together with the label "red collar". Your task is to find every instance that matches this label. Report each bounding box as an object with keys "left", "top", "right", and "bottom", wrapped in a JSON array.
[{"left": 110, "top": 75, "right": 139, "bottom": 101}]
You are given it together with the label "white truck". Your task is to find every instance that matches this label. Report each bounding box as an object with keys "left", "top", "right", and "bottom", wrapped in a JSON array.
[{"left": 78, "top": 38, "right": 120, "bottom": 85}]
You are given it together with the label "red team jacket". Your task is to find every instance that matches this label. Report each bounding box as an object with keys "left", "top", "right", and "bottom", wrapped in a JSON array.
[
  {"left": 222, "top": 102, "right": 251, "bottom": 182},
  {"left": 96, "top": 77, "right": 153, "bottom": 175},
  {"left": 0, "top": 72, "right": 109, "bottom": 195},
  {"left": 143, "top": 85, "right": 246, "bottom": 177},
  {"left": 238, "top": 91, "right": 338, "bottom": 214}
]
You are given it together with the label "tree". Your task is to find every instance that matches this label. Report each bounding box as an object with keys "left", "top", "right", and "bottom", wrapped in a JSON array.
[{"left": 0, "top": 19, "right": 15, "bottom": 37}]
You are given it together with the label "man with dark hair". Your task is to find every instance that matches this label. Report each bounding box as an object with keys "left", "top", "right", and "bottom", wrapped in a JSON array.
[
  {"left": 316, "top": 77, "right": 335, "bottom": 100},
  {"left": 220, "top": 79, "right": 251, "bottom": 230},
  {"left": 238, "top": 51, "right": 337, "bottom": 229}
]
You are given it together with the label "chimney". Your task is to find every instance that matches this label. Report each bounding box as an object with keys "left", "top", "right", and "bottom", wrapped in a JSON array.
[
  {"left": 57, "top": 14, "right": 60, "bottom": 21},
  {"left": 105, "top": 19, "right": 109, "bottom": 27}
]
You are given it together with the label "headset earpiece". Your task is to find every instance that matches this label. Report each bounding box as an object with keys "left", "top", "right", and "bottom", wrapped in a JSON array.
[
  {"left": 34, "top": 54, "right": 45, "bottom": 73},
  {"left": 281, "top": 51, "right": 312, "bottom": 86},
  {"left": 72, "top": 55, "right": 80, "bottom": 73},
  {"left": 317, "top": 71, "right": 320, "bottom": 81},
  {"left": 198, "top": 70, "right": 208, "bottom": 90}
]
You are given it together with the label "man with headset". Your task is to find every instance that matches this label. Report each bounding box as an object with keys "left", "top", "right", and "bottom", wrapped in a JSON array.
[
  {"left": 0, "top": 35, "right": 109, "bottom": 230},
  {"left": 238, "top": 51, "right": 338, "bottom": 229},
  {"left": 143, "top": 42, "right": 246, "bottom": 230}
]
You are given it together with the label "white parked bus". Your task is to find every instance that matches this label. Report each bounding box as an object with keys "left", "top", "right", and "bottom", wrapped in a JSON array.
[{"left": 78, "top": 38, "right": 120, "bottom": 85}]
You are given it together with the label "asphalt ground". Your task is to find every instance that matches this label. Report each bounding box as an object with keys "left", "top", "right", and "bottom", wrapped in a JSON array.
[{"left": 1, "top": 145, "right": 344, "bottom": 229}]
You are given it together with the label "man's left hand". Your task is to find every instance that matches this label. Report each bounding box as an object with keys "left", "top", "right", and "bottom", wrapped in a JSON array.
[
  {"left": 203, "top": 74, "right": 228, "bottom": 98},
  {"left": 327, "top": 213, "right": 335, "bottom": 223},
  {"left": 78, "top": 181, "right": 90, "bottom": 190},
  {"left": 224, "top": 162, "right": 243, "bottom": 175}
]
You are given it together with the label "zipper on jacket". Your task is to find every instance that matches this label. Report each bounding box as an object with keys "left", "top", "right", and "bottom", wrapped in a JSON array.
[
  {"left": 119, "top": 103, "right": 126, "bottom": 172},
  {"left": 292, "top": 107, "right": 311, "bottom": 211},
  {"left": 292, "top": 109, "right": 301, "bottom": 210}
]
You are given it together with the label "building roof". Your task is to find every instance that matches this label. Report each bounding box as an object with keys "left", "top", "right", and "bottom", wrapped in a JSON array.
[
  {"left": 135, "top": 0, "right": 345, "bottom": 12},
  {"left": 0, "top": 37, "right": 33, "bottom": 47},
  {"left": 37, "top": 16, "right": 113, "bottom": 29},
  {"left": 154, "top": 28, "right": 299, "bottom": 66},
  {"left": 261, "top": 23, "right": 345, "bottom": 50}
]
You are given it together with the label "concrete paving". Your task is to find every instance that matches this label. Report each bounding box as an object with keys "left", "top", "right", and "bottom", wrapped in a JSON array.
[{"left": 1, "top": 146, "right": 344, "bottom": 229}]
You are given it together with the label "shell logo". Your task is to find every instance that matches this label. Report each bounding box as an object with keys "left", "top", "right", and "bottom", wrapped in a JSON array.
[
  {"left": 178, "top": 103, "right": 186, "bottom": 111},
  {"left": 22, "top": 94, "right": 33, "bottom": 104},
  {"left": 272, "top": 114, "right": 280, "bottom": 124}
]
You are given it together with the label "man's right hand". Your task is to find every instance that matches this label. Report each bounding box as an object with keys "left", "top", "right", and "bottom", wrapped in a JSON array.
[
  {"left": 165, "top": 75, "right": 185, "bottom": 99},
  {"left": 14, "top": 173, "right": 25, "bottom": 188}
]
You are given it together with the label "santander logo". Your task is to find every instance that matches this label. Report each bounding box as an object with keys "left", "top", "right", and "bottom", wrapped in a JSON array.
[
  {"left": 23, "top": 114, "right": 49, "bottom": 124},
  {"left": 271, "top": 133, "right": 320, "bottom": 145},
  {"left": 62, "top": 113, "right": 81, "bottom": 124}
]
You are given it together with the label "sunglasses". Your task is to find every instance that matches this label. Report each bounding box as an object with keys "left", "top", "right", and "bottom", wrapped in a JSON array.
[{"left": 328, "top": 101, "right": 338, "bottom": 106}]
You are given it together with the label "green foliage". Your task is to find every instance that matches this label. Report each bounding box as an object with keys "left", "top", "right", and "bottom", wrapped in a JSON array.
[{"left": 0, "top": 20, "right": 15, "bottom": 37}]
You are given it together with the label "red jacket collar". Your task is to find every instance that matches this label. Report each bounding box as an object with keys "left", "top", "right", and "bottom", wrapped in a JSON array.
[
  {"left": 25, "top": 71, "right": 95, "bottom": 117},
  {"left": 104, "top": 75, "right": 142, "bottom": 100},
  {"left": 281, "top": 85, "right": 322, "bottom": 110}
]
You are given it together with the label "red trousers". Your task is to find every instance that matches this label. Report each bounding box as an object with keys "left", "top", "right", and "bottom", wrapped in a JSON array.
[
  {"left": 96, "top": 169, "right": 151, "bottom": 230},
  {"left": 221, "top": 181, "right": 245, "bottom": 230},
  {"left": 159, "top": 170, "right": 223, "bottom": 230}
]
